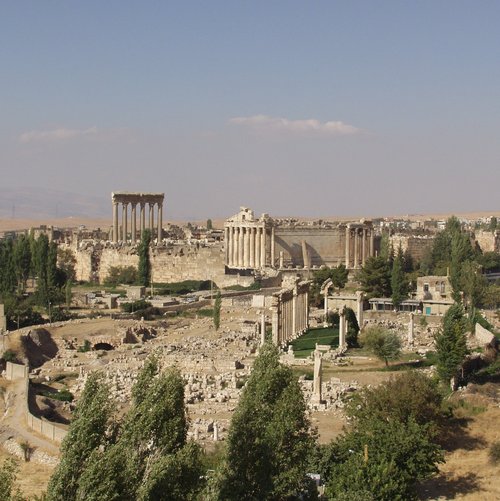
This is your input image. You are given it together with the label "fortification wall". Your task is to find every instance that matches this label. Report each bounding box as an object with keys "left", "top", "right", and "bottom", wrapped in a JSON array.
[
  {"left": 149, "top": 245, "right": 226, "bottom": 284},
  {"left": 389, "top": 235, "right": 434, "bottom": 262},
  {"left": 98, "top": 248, "right": 139, "bottom": 281},
  {"left": 275, "top": 228, "right": 345, "bottom": 267},
  {"left": 68, "top": 242, "right": 251, "bottom": 288},
  {"left": 475, "top": 230, "right": 500, "bottom": 253}
]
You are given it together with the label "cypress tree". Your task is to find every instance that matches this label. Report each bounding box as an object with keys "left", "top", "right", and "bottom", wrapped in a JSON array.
[
  {"left": 137, "top": 229, "right": 151, "bottom": 287},
  {"left": 391, "top": 246, "right": 408, "bottom": 308}
]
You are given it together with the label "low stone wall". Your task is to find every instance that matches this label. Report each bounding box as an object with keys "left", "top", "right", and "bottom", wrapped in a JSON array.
[
  {"left": 4, "top": 361, "right": 67, "bottom": 444},
  {"left": 5, "top": 361, "right": 29, "bottom": 380}
]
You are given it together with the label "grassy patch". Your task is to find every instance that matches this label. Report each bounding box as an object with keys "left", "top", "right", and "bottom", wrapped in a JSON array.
[
  {"left": 290, "top": 327, "right": 339, "bottom": 358},
  {"left": 451, "top": 398, "right": 487, "bottom": 417},
  {"left": 291, "top": 368, "right": 314, "bottom": 380},
  {"left": 41, "top": 388, "right": 74, "bottom": 402}
]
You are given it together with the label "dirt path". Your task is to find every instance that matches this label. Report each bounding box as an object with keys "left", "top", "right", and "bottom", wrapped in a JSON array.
[{"left": 1, "top": 378, "right": 60, "bottom": 456}]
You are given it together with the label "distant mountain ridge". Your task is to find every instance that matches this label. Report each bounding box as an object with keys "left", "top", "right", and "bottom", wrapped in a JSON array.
[{"left": 0, "top": 187, "right": 109, "bottom": 219}]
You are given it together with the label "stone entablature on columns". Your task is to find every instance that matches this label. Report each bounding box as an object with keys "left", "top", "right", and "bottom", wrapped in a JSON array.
[
  {"left": 224, "top": 207, "right": 274, "bottom": 270},
  {"left": 111, "top": 192, "right": 164, "bottom": 245},
  {"left": 271, "top": 278, "right": 311, "bottom": 347}
]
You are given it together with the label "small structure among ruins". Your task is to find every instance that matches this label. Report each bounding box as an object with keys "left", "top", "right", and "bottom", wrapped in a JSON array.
[{"left": 111, "top": 192, "right": 164, "bottom": 244}]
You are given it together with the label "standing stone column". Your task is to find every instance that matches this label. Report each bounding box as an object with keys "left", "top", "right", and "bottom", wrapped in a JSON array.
[
  {"left": 244, "top": 227, "right": 250, "bottom": 268},
  {"left": 254, "top": 227, "right": 261, "bottom": 268},
  {"left": 369, "top": 229, "right": 375, "bottom": 258},
  {"left": 231, "top": 226, "right": 238, "bottom": 268},
  {"left": 140, "top": 203, "right": 145, "bottom": 238},
  {"left": 238, "top": 227, "right": 244, "bottom": 267},
  {"left": 149, "top": 203, "right": 154, "bottom": 234},
  {"left": 261, "top": 227, "right": 267, "bottom": 267},
  {"left": 249, "top": 227, "right": 256, "bottom": 268},
  {"left": 345, "top": 226, "right": 350, "bottom": 268},
  {"left": 356, "top": 291, "right": 364, "bottom": 328},
  {"left": 131, "top": 204, "right": 137, "bottom": 243},
  {"left": 122, "top": 203, "right": 128, "bottom": 242},
  {"left": 311, "top": 350, "right": 322, "bottom": 404},
  {"left": 224, "top": 227, "right": 230, "bottom": 265},
  {"left": 339, "top": 307, "right": 346, "bottom": 349},
  {"left": 271, "top": 226, "right": 275, "bottom": 268},
  {"left": 292, "top": 291, "right": 297, "bottom": 338},
  {"left": 354, "top": 229, "right": 359, "bottom": 268},
  {"left": 362, "top": 228, "right": 367, "bottom": 266},
  {"left": 113, "top": 202, "right": 119, "bottom": 243},
  {"left": 157, "top": 204, "right": 163, "bottom": 244},
  {"left": 305, "top": 291, "right": 309, "bottom": 330},
  {"left": 323, "top": 291, "right": 329, "bottom": 327},
  {"left": 271, "top": 297, "right": 279, "bottom": 345},
  {"left": 408, "top": 312, "right": 414, "bottom": 345}
]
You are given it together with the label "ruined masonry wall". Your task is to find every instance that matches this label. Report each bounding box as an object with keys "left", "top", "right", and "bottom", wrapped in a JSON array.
[
  {"left": 389, "top": 235, "right": 434, "bottom": 262},
  {"left": 475, "top": 230, "right": 500, "bottom": 253},
  {"left": 68, "top": 243, "right": 250, "bottom": 287},
  {"left": 98, "top": 248, "right": 139, "bottom": 281}
]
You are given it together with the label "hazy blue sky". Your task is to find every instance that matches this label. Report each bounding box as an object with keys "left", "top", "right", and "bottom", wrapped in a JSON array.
[{"left": 1, "top": 1, "right": 499, "bottom": 219}]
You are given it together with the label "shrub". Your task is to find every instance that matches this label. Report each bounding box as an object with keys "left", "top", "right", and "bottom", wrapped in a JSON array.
[
  {"left": 489, "top": 441, "right": 500, "bottom": 464},
  {"left": 361, "top": 326, "right": 402, "bottom": 366},
  {"left": 2, "top": 349, "right": 18, "bottom": 363}
]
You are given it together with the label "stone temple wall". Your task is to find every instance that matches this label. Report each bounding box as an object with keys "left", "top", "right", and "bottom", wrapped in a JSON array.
[
  {"left": 389, "top": 234, "right": 435, "bottom": 262},
  {"left": 275, "top": 228, "right": 345, "bottom": 268},
  {"left": 65, "top": 242, "right": 251, "bottom": 287}
]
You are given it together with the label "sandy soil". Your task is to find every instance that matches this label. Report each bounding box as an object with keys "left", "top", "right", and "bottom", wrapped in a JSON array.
[
  {"left": 418, "top": 402, "right": 500, "bottom": 500},
  {"left": 2, "top": 209, "right": 500, "bottom": 233}
]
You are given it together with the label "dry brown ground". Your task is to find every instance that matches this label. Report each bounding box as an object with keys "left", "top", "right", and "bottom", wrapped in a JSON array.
[
  {"left": 0, "top": 448, "right": 55, "bottom": 499},
  {"left": 418, "top": 399, "right": 500, "bottom": 500},
  {"left": 2, "top": 209, "right": 500, "bottom": 233}
]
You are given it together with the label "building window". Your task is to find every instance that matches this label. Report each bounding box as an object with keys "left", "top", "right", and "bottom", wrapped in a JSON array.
[{"left": 424, "top": 283, "right": 429, "bottom": 292}]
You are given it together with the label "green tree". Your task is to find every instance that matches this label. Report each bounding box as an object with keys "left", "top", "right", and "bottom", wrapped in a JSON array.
[
  {"left": 46, "top": 373, "right": 112, "bottom": 501},
  {"left": 137, "top": 229, "right": 151, "bottom": 287},
  {"left": 0, "top": 240, "right": 16, "bottom": 295},
  {"left": 356, "top": 257, "right": 392, "bottom": 299},
  {"left": 434, "top": 304, "right": 468, "bottom": 385},
  {"left": 449, "top": 232, "right": 475, "bottom": 302},
  {"left": 325, "top": 417, "right": 443, "bottom": 501},
  {"left": 346, "top": 371, "right": 445, "bottom": 432},
  {"left": 33, "top": 234, "right": 50, "bottom": 305},
  {"left": 0, "top": 458, "right": 22, "bottom": 501},
  {"left": 206, "top": 219, "right": 213, "bottom": 230},
  {"left": 460, "top": 260, "right": 487, "bottom": 309},
  {"left": 47, "top": 241, "right": 59, "bottom": 289},
  {"left": 57, "top": 247, "right": 77, "bottom": 282},
  {"left": 65, "top": 280, "right": 72, "bottom": 308},
  {"left": 310, "top": 264, "right": 348, "bottom": 307},
  {"left": 361, "top": 326, "right": 401, "bottom": 366},
  {"left": 315, "top": 372, "right": 444, "bottom": 501},
  {"left": 208, "top": 343, "right": 316, "bottom": 500},
  {"left": 13, "top": 235, "right": 31, "bottom": 292},
  {"left": 391, "top": 246, "right": 409, "bottom": 308},
  {"left": 75, "top": 360, "right": 202, "bottom": 501},
  {"left": 489, "top": 216, "right": 497, "bottom": 231},
  {"left": 104, "top": 265, "right": 138, "bottom": 286},
  {"left": 345, "top": 307, "right": 360, "bottom": 348},
  {"left": 213, "top": 290, "right": 222, "bottom": 331}
]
